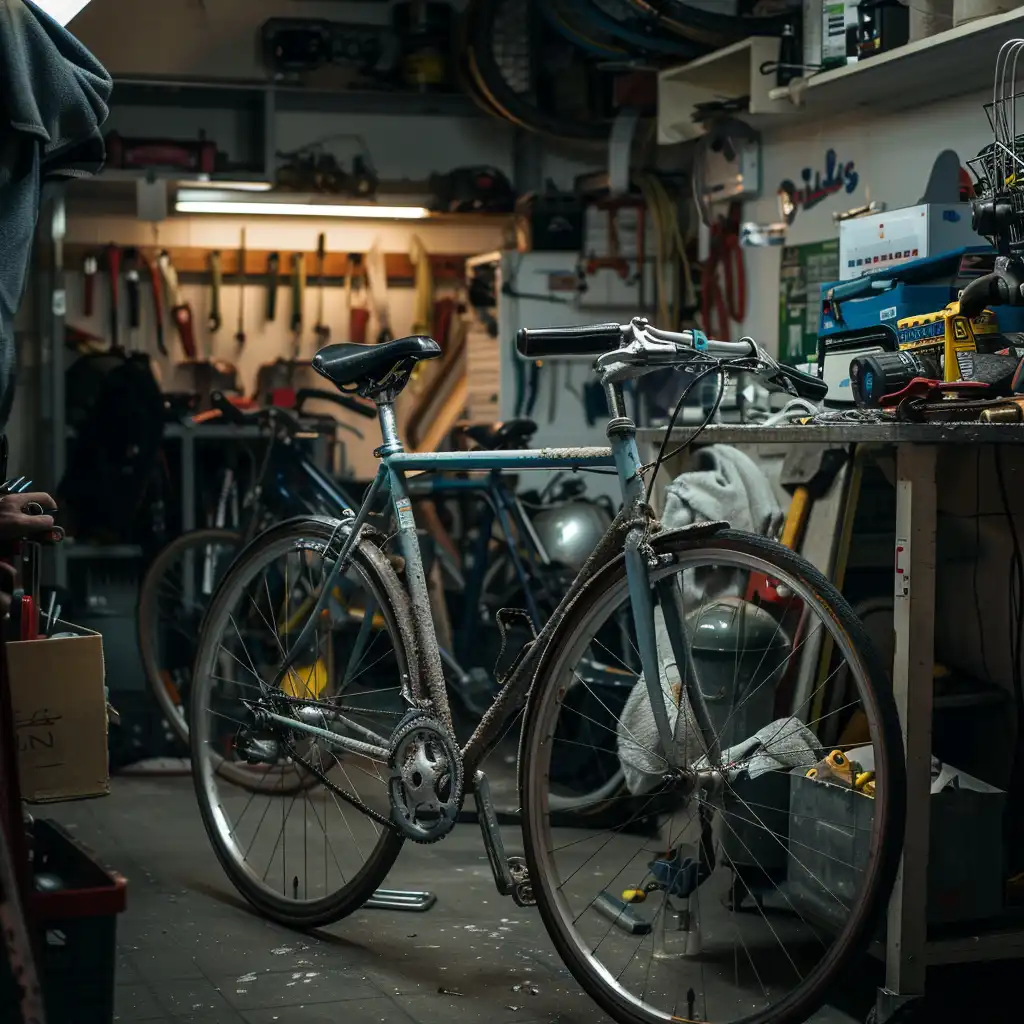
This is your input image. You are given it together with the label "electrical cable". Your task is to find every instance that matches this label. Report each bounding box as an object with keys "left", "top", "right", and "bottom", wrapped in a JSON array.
[
  {"left": 635, "top": 174, "right": 696, "bottom": 329},
  {"left": 641, "top": 358, "right": 724, "bottom": 503}
]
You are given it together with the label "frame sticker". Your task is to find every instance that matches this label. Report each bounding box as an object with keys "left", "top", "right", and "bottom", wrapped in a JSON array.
[{"left": 395, "top": 496, "right": 416, "bottom": 530}]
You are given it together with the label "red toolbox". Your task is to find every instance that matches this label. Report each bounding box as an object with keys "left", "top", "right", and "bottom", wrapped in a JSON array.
[{"left": 1, "top": 818, "right": 127, "bottom": 1023}]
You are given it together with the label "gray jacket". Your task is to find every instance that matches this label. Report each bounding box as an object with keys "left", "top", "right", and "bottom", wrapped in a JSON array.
[{"left": 0, "top": 0, "right": 111, "bottom": 427}]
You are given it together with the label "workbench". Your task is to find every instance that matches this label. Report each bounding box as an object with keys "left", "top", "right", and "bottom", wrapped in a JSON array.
[{"left": 637, "top": 422, "right": 1024, "bottom": 1022}]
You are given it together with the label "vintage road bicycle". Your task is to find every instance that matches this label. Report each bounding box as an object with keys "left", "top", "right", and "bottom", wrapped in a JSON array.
[{"left": 188, "top": 319, "right": 905, "bottom": 1024}]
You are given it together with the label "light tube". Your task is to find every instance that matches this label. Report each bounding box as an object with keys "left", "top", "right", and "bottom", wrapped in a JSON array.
[{"left": 175, "top": 200, "right": 431, "bottom": 219}]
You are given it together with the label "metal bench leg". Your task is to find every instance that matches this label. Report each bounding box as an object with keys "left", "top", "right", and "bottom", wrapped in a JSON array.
[{"left": 879, "top": 443, "right": 937, "bottom": 1022}]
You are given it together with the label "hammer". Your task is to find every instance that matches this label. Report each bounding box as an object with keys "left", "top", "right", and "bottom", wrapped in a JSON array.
[{"left": 779, "top": 446, "right": 848, "bottom": 550}]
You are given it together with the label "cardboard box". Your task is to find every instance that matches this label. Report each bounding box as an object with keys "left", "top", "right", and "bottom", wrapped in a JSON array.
[{"left": 7, "top": 622, "right": 108, "bottom": 803}]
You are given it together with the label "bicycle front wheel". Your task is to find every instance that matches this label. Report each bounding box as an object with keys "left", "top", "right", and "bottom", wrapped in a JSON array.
[{"left": 520, "top": 528, "right": 905, "bottom": 1024}]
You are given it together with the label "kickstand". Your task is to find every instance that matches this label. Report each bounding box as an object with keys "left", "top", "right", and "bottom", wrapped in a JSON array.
[{"left": 365, "top": 888, "right": 437, "bottom": 912}]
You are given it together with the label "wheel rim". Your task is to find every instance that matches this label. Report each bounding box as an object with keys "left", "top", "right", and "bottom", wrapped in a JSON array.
[{"left": 524, "top": 544, "right": 896, "bottom": 1024}]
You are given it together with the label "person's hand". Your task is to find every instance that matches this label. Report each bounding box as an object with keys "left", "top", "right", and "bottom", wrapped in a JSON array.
[{"left": 0, "top": 491, "right": 62, "bottom": 544}]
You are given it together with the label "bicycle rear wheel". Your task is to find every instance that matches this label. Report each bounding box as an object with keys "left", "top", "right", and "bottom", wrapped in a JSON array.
[
  {"left": 520, "top": 528, "right": 904, "bottom": 1024},
  {"left": 189, "top": 516, "right": 411, "bottom": 928}
]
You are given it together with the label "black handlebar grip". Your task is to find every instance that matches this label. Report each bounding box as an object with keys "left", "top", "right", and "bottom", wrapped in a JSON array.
[{"left": 516, "top": 323, "right": 625, "bottom": 358}]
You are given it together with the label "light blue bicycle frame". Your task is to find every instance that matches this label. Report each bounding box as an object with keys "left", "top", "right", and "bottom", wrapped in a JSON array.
[{"left": 264, "top": 379, "right": 719, "bottom": 783}]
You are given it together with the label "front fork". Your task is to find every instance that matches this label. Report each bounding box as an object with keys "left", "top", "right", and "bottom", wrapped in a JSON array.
[{"left": 608, "top": 388, "right": 720, "bottom": 769}]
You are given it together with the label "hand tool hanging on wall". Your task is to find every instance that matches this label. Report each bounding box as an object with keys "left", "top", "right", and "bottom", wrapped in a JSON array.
[
  {"left": 366, "top": 239, "right": 393, "bottom": 343},
  {"left": 105, "top": 242, "right": 121, "bottom": 349},
  {"left": 702, "top": 200, "right": 746, "bottom": 340},
  {"left": 266, "top": 251, "right": 280, "bottom": 322},
  {"left": 123, "top": 247, "right": 141, "bottom": 354},
  {"left": 235, "top": 228, "right": 247, "bottom": 348},
  {"left": 348, "top": 253, "right": 370, "bottom": 344},
  {"left": 158, "top": 250, "right": 197, "bottom": 359},
  {"left": 208, "top": 250, "right": 223, "bottom": 356},
  {"left": 291, "top": 252, "right": 306, "bottom": 361},
  {"left": 139, "top": 252, "right": 166, "bottom": 356},
  {"left": 83, "top": 253, "right": 97, "bottom": 317},
  {"left": 410, "top": 235, "right": 434, "bottom": 338},
  {"left": 313, "top": 232, "right": 330, "bottom": 346}
]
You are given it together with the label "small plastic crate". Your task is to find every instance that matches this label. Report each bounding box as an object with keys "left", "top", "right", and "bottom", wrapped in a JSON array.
[{"left": 1, "top": 818, "right": 127, "bottom": 1023}]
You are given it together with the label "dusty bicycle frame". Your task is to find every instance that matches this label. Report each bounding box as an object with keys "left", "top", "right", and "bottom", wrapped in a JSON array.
[{"left": 255, "top": 369, "right": 724, "bottom": 901}]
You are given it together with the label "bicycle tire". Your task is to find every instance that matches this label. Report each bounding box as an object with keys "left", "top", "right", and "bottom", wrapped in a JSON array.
[
  {"left": 539, "top": 0, "right": 632, "bottom": 60},
  {"left": 520, "top": 527, "right": 906, "bottom": 1024},
  {"left": 573, "top": 0, "right": 707, "bottom": 57},
  {"left": 465, "top": 0, "right": 615, "bottom": 141},
  {"left": 190, "top": 516, "right": 411, "bottom": 928},
  {"left": 138, "top": 527, "right": 242, "bottom": 746},
  {"left": 618, "top": 0, "right": 792, "bottom": 47}
]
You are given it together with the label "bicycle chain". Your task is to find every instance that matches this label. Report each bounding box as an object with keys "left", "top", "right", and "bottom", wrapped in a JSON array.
[{"left": 283, "top": 738, "right": 398, "bottom": 833}]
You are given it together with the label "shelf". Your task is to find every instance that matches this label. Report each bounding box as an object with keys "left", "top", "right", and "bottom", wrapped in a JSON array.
[
  {"left": 658, "top": 36, "right": 785, "bottom": 143},
  {"left": 658, "top": 7, "right": 1024, "bottom": 142},
  {"left": 111, "top": 76, "right": 485, "bottom": 119},
  {"left": 767, "top": 5, "right": 1024, "bottom": 127}
]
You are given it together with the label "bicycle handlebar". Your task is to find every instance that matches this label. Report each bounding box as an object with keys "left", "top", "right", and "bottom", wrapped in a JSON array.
[{"left": 517, "top": 319, "right": 829, "bottom": 403}]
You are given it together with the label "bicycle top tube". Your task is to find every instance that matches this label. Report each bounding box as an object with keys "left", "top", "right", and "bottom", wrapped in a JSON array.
[{"left": 385, "top": 446, "right": 614, "bottom": 474}]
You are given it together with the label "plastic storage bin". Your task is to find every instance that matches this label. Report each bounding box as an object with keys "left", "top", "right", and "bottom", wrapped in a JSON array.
[{"left": 1, "top": 818, "right": 127, "bottom": 1023}]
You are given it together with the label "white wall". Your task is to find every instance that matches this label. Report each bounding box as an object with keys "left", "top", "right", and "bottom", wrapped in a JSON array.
[{"left": 739, "top": 87, "right": 993, "bottom": 354}]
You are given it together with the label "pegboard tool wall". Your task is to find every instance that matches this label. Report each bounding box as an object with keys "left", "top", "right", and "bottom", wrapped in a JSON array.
[{"left": 61, "top": 213, "right": 508, "bottom": 477}]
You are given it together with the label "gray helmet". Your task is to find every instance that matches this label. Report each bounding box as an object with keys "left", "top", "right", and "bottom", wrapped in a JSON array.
[{"left": 531, "top": 500, "right": 612, "bottom": 572}]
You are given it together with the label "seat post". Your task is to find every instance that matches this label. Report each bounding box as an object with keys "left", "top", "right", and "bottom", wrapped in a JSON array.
[{"left": 375, "top": 400, "right": 404, "bottom": 457}]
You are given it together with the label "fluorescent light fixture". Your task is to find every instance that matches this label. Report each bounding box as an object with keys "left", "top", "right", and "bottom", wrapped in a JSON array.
[
  {"left": 34, "top": 0, "right": 93, "bottom": 26},
  {"left": 175, "top": 199, "right": 431, "bottom": 219},
  {"left": 177, "top": 180, "right": 274, "bottom": 192}
]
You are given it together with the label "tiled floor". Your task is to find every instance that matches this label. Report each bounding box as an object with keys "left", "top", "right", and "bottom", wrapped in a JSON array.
[{"left": 38, "top": 774, "right": 1017, "bottom": 1024}]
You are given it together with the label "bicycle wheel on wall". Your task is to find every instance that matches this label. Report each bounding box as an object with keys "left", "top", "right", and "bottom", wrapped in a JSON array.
[
  {"left": 189, "top": 516, "right": 412, "bottom": 927},
  {"left": 520, "top": 528, "right": 905, "bottom": 1024},
  {"left": 465, "top": 0, "right": 617, "bottom": 140}
]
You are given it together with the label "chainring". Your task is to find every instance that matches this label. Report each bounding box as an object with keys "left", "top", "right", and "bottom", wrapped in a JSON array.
[{"left": 388, "top": 712, "right": 464, "bottom": 844}]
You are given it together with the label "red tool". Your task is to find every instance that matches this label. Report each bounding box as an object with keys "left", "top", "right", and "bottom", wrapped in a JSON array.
[
  {"left": 702, "top": 200, "right": 746, "bottom": 340},
  {"left": 140, "top": 251, "right": 166, "bottom": 356},
  {"left": 83, "top": 253, "right": 97, "bottom": 317},
  {"left": 104, "top": 242, "right": 121, "bottom": 349},
  {"left": 432, "top": 297, "right": 456, "bottom": 348},
  {"left": 158, "top": 250, "right": 197, "bottom": 359},
  {"left": 104, "top": 130, "right": 217, "bottom": 174}
]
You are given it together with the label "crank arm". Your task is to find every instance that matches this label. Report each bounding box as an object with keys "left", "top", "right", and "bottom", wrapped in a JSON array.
[{"left": 473, "top": 771, "right": 535, "bottom": 906}]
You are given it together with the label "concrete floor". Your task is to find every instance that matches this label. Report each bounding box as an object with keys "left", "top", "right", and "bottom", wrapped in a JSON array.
[{"left": 38, "top": 773, "right": 1018, "bottom": 1024}]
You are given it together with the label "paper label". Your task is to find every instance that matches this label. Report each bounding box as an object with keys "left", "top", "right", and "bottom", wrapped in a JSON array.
[{"left": 395, "top": 497, "right": 415, "bottom": 530}]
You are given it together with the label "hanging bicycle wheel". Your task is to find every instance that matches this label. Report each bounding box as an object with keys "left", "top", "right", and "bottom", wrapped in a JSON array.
[
  {"left": 615, "top": 0, "right": 794, "bottom": 48},
  {"left": 521, "top": 529, "right": 905, "bottom": 1024},
  {"left": 465, "top": 0, "right": 618, "bottom": 140}
]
